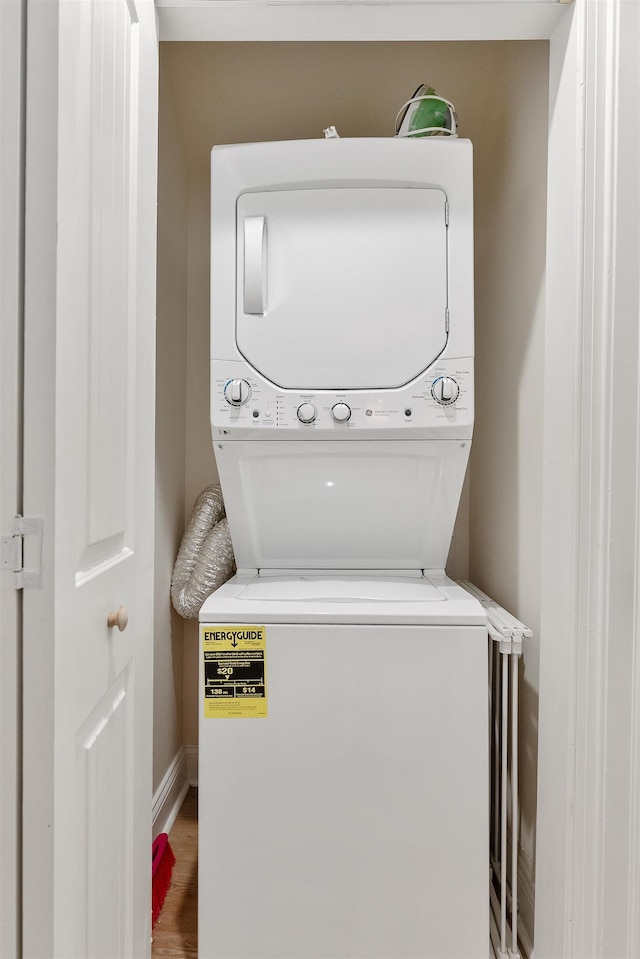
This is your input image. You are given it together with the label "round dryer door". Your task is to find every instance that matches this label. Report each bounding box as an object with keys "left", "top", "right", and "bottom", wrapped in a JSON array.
[{"left": 236, "top": 188, "right": 449, "bottom": 391}]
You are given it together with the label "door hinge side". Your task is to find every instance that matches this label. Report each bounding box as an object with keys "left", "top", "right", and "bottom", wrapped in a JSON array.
[
  {"left": 445, "top": 200, "right": 449, "bottom": 227},
  {"left": 1, "top": 515, "right": 44, "bottom": 589},
  {"left": 445, "top": 308, "right": 450, "bottom": 333}
]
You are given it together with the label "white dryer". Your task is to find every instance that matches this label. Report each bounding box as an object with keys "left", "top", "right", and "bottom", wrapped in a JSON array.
[{"left": 199, "top": 138, "right": 489, "bottom": 959}]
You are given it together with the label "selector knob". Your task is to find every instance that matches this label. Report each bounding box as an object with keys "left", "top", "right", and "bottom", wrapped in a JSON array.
[
  {"left": 224, "top": 378, "right": 251, "bottom": 406},
  {"left": 297, "top": 403, "right": 317, "bottom": 424},
  {"left": 332, "top": 402, "right": 351, "bottom": 423},
  {"left": 431, "top": 376, "right": 460, "bottom": 406}
]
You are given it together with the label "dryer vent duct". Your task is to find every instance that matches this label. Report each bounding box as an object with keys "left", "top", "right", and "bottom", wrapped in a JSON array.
[{"left": 171, "top": 485, "right": 236, "bottom": 619}]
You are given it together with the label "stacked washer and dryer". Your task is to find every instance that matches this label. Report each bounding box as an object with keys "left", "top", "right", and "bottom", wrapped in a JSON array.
[{"left": 199, "top": 137, "right": 489, "bottom": 959}]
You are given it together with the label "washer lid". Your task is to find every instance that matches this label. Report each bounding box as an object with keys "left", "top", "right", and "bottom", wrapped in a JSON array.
[
  {"left": 236, "top": 575, "right": 445, "bottom": 604},
  {"left": 199, "top": 573, "right": 488, "bottom": 625},
  {"left": 236, "top": 188, "right": 448, "bottom": 391}
]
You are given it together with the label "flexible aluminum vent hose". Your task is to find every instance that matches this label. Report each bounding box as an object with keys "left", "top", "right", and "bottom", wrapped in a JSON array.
[{"left": 171, "top": 485, "right": 236, "bottom": 619}]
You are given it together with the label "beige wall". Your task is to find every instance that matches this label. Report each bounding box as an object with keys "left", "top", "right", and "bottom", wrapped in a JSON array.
[
  {"left": 153, "top": 65, "right": 189, "bottom": 793},
  {"left": 157, "top": 39, "right": 548, "bottom": 933},
  {"left": 181, "top": 170, "right": 219, "bottom": 746},
  {"left": 469, "top": 42, "right": 548, "bottom": 932}
]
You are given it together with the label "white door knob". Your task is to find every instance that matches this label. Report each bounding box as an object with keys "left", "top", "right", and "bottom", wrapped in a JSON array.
[{"left": 107, "top": 606, "right": 129, "bottom": 631}]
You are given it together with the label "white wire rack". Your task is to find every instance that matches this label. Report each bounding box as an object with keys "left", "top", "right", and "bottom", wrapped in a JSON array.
[{"left": 459, "top": 581, "right": 533, "bottom": 959}]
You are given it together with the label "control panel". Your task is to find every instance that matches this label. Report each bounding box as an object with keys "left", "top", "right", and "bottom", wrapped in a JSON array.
[{"left": 212, "top": 358, "right": 473, "bottom": 438}]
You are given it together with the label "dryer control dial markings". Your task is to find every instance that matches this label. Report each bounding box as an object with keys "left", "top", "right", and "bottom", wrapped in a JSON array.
[
  {"left": 431, "top": 376, "right": 460, "bottom": 406},
  {"left": 297, "top": 403, "right": 317, "bottom": 424},
  {"left": 224, "top": 378, "right": 252, "bottom": 406},
  {"left": 332, "top": 402, "right": 351, "bottom": 423}
]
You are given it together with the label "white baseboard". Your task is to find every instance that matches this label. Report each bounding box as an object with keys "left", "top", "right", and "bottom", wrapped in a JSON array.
[
  {"left": 185, "top": 744, "right": 198, "bottom": 786},
  {"left": 152, "top": 747, "right": 190, "bottom": 837}
]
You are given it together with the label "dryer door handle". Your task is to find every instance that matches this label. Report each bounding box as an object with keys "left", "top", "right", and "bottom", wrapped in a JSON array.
[{"left": 244, "top": 216, "right": 267, "bottom": 315}]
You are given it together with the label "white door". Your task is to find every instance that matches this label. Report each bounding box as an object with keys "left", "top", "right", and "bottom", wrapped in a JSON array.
[
  {"left": 0, "top": 2, "right": 24, "bottom": 956},
  {"left": 22, "top": 1, "right": 158, "bottom": 956}
]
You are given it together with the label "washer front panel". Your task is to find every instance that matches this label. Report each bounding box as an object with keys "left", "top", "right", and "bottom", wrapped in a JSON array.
[{"left": 198, "top": 619, "right": 489, "bottom": 959}]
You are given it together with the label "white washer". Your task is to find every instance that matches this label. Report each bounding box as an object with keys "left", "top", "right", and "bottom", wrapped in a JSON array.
[
  {"left": 199, "top": 573, "right": 488, "bottom": 959},
  {"left": 200, "top": 138, "right": 488, "bottom": 958}
]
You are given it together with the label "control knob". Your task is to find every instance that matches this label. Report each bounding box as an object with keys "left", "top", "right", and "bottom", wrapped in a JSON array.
[
  {"left": 332, "top": 402, "right": 351, "bottom": 423},
  {"left": 431, "top": 376, "right": 460, "bottom": 406},
  {"left": 224, "top": 378, "right": 251, "bottom": 406},
  {"left": 297, "top": 403, "right": 317, "bottom": 424}
]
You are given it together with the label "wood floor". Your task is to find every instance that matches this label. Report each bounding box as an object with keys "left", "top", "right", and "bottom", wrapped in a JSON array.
[{"left": 152, "top": 788, "right": 198, "bottom": 959}]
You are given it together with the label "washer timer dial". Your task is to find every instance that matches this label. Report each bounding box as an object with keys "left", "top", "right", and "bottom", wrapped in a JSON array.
[
  {"left": 224, "top": 378, "right": 251, "bottom": 406},
  {"left": 431, "top": 376, "right": 460, "bottom": 406}
]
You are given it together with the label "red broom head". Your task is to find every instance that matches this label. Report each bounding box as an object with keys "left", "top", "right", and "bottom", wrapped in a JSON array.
[{"left": 152, "top": 833, "right": 176, "bottom": 927}]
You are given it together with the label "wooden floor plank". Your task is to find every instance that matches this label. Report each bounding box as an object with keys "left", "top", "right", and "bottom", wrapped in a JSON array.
[{"left": 152, "top": 788, "right": 198, "bottom": 959}]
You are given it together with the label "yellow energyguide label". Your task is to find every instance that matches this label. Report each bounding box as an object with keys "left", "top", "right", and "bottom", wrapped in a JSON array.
[{"left": 201, "top": 624, "right": 267, "bottom": 718}]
